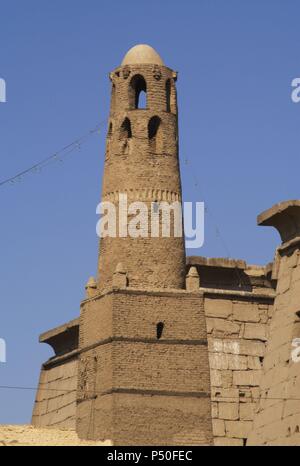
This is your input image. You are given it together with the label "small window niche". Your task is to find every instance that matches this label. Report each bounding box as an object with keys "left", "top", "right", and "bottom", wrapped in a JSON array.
[{"left": 156, "top": 322, "right": 164, "bottom": 340}]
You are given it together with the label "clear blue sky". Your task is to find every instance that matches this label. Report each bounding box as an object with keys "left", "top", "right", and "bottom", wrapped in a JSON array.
[{"left": 0, "top": 0, "right": 299, "bottom": 423}]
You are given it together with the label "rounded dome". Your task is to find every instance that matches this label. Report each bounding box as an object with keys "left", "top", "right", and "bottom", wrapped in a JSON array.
[{"left": 121, "top": 44, "right": 164, "bottom": 66}]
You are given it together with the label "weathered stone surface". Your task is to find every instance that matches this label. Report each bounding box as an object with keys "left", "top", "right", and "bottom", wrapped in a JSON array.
[
  {"left": 212, "top": 419, "right": 225, "bottom": 437},
  {"left": 205, "top": 298, "right": 232, "bottom": 318},
  {"left": 218, "top": 403, "right": 239, "bottom": 420},
  {"left": 233, "top": 303, "right": 260, "bottom": 323},
  {"left": 227, "top": 354, "right": 248, "bottom": 370},
  {"left": 206, "top": 318, "right": 240, "bottom": 335},
  {"left": 248, "top": 356, "right": 263, "bottom": 370},
  {"left": 232, "top": 370, "right": 262, "bottom": 387},
  {"left": 240, "top": 403, "right": 255, "bottom": 421},
  {"left": 244, "top": 323, "right": 267, "bottom": 341},
  {"left": 248, "top": 201, "right": 300, "bottom": 446},
  {"left": 214, "top": 437, "right": 244, "bottom": 446},
  {"left": 225, "top": 420, "right": 252, "bottom": 439}
]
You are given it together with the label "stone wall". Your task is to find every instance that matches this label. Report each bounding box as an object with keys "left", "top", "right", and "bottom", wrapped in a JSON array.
[
  {"left": 32, "top": 358, "right": 78, "bottom": 429},
  {"left": 248, "top": 201, "right": 300, "bottom": 445},
  {"left": 32, "top": 319, "right": 79, "bottom": 429},
  {"left": 203, "top": 294, "right": 273, "bottom": 445}
]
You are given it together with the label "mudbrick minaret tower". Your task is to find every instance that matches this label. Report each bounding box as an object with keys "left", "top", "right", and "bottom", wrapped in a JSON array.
[
  {"left": 76, "top": 45, "right": 213, "bottom": 445},
  {"left": 98, "top": 44, "right": 186, "bottom": 291}
]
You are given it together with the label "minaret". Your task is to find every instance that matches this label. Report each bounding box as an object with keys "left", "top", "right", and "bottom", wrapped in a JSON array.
[
  {"left": 77, "top": 45, "right": 213, "bottom": 445},
  {"left": 97, "top": 44, "right": 186, "bottom": 291}
]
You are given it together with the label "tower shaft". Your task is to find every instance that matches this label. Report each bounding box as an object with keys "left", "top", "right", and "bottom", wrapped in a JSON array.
[{"left": 98, "top": 60, "right": 186, "bottom": 290}]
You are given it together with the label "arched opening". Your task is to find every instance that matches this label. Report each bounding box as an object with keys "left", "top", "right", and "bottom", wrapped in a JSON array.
[
  {"left": 120, "top": 118, "right": 132, "bottom": 139},
  {"left": 139, "top": 90, "right": 147, "bottom": 109},
  {"left": 156, "top": 322, "right": 164, "bottom": 340},
  {"left": 148, "top": 116, "right": 161, "bottom": 139},
  {"left": 119, "top": 118, "right": 132, "bottom": 155},
  {"left": 129, "top": 74, "right": 147, "bottom": 109},
  {"left": 148, "top": 116, "right": 162, "bottom": 153}
]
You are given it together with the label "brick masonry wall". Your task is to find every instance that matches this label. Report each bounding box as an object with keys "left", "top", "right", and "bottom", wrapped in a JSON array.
[
  {"left": 77, "top": 289, "right": 213, "bottom": 445},
  {"left": 204, "top": 295, "right": 274, "bottom": 446},
  {"left": 32, "top": 358, "right": 78, "bottom": 429},
  {"left": 110, "top": 392, "right": 212, "bottom": 446}
]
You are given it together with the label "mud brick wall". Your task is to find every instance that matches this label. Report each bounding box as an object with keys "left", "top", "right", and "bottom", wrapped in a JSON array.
[
  {"left": 32, "top": 358, "right": 78, "bottom": 429},
  {"left": 98, "top": 61, "right": 186, "bottom": 292},
  {"left": 204, "top": 295, "right": 273, "bottom": 446},
  {"left": 77, "top": 289, "right": 213, "bottom": 445}
]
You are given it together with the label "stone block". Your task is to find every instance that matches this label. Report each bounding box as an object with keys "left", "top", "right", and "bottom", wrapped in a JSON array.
[
  {"left": 233, "top": 302, "right": 260, "bottom": 323},
  {"left": 211, "top": 402, "right": 218, "bottom": 419},
  {"left": 244, "top": 323, "right": 267, "bottom": 341},
  {"left": 248, "top": 356, "right": 263, "bottom": 370},
  {"left": 209, "top": 353, "right": 228, "bottom": 370},
  {"left": 221, "top": 370, "right": 233, "bottom": 388},
  {"left": 210, "top": 369, "right": 222, "bottom": 387},
  {"left": 232, "top": 370, "right": 262, "bottom": 387},
  {"left": 205, "top": 299, "right": 232, "bottom": 318},
  {"left": 214, "top": 437, "right": 244, "bottom": 446},
  {"left": 225, "top": 420, "right": 252, "bottom": 439},
  {"left": 218, "top": 402, "right": 239, "bottom": 420},
  {"left": 206, "top": 318, "right": 240, "bottom": 335},
  {"left": 238, "top": 339, "right": 266, "bottom": 357},
  {"left": 227, "top": 354, "right": 248, "bottom": 370},
  {"left": 212, "top": 388, "right": 239, "bottom": 402},
  {"left": 212, "top": 419, "right": 225, "bottom": 437},
  {"left": 240, "top": 403, "right": 255, "bottom": 420}
]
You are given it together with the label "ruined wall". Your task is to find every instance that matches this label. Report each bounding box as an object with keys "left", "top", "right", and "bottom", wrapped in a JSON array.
[
  {"left": 203, "top": 294, "right": 273, "bottom": 445},
  {"left": 248, "top": 201, "right": 300, "bottom": 445},
  {"left": 32, "top": 319, "right": 79, "bottom": 429},
  {"left": 32, "top": 358, "right": 78, "bottom": 429}
]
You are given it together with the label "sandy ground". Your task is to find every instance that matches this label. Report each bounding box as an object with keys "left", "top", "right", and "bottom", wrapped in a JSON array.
[{"left": 0, "top": 425, "right": 111, "bottom": 446}]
